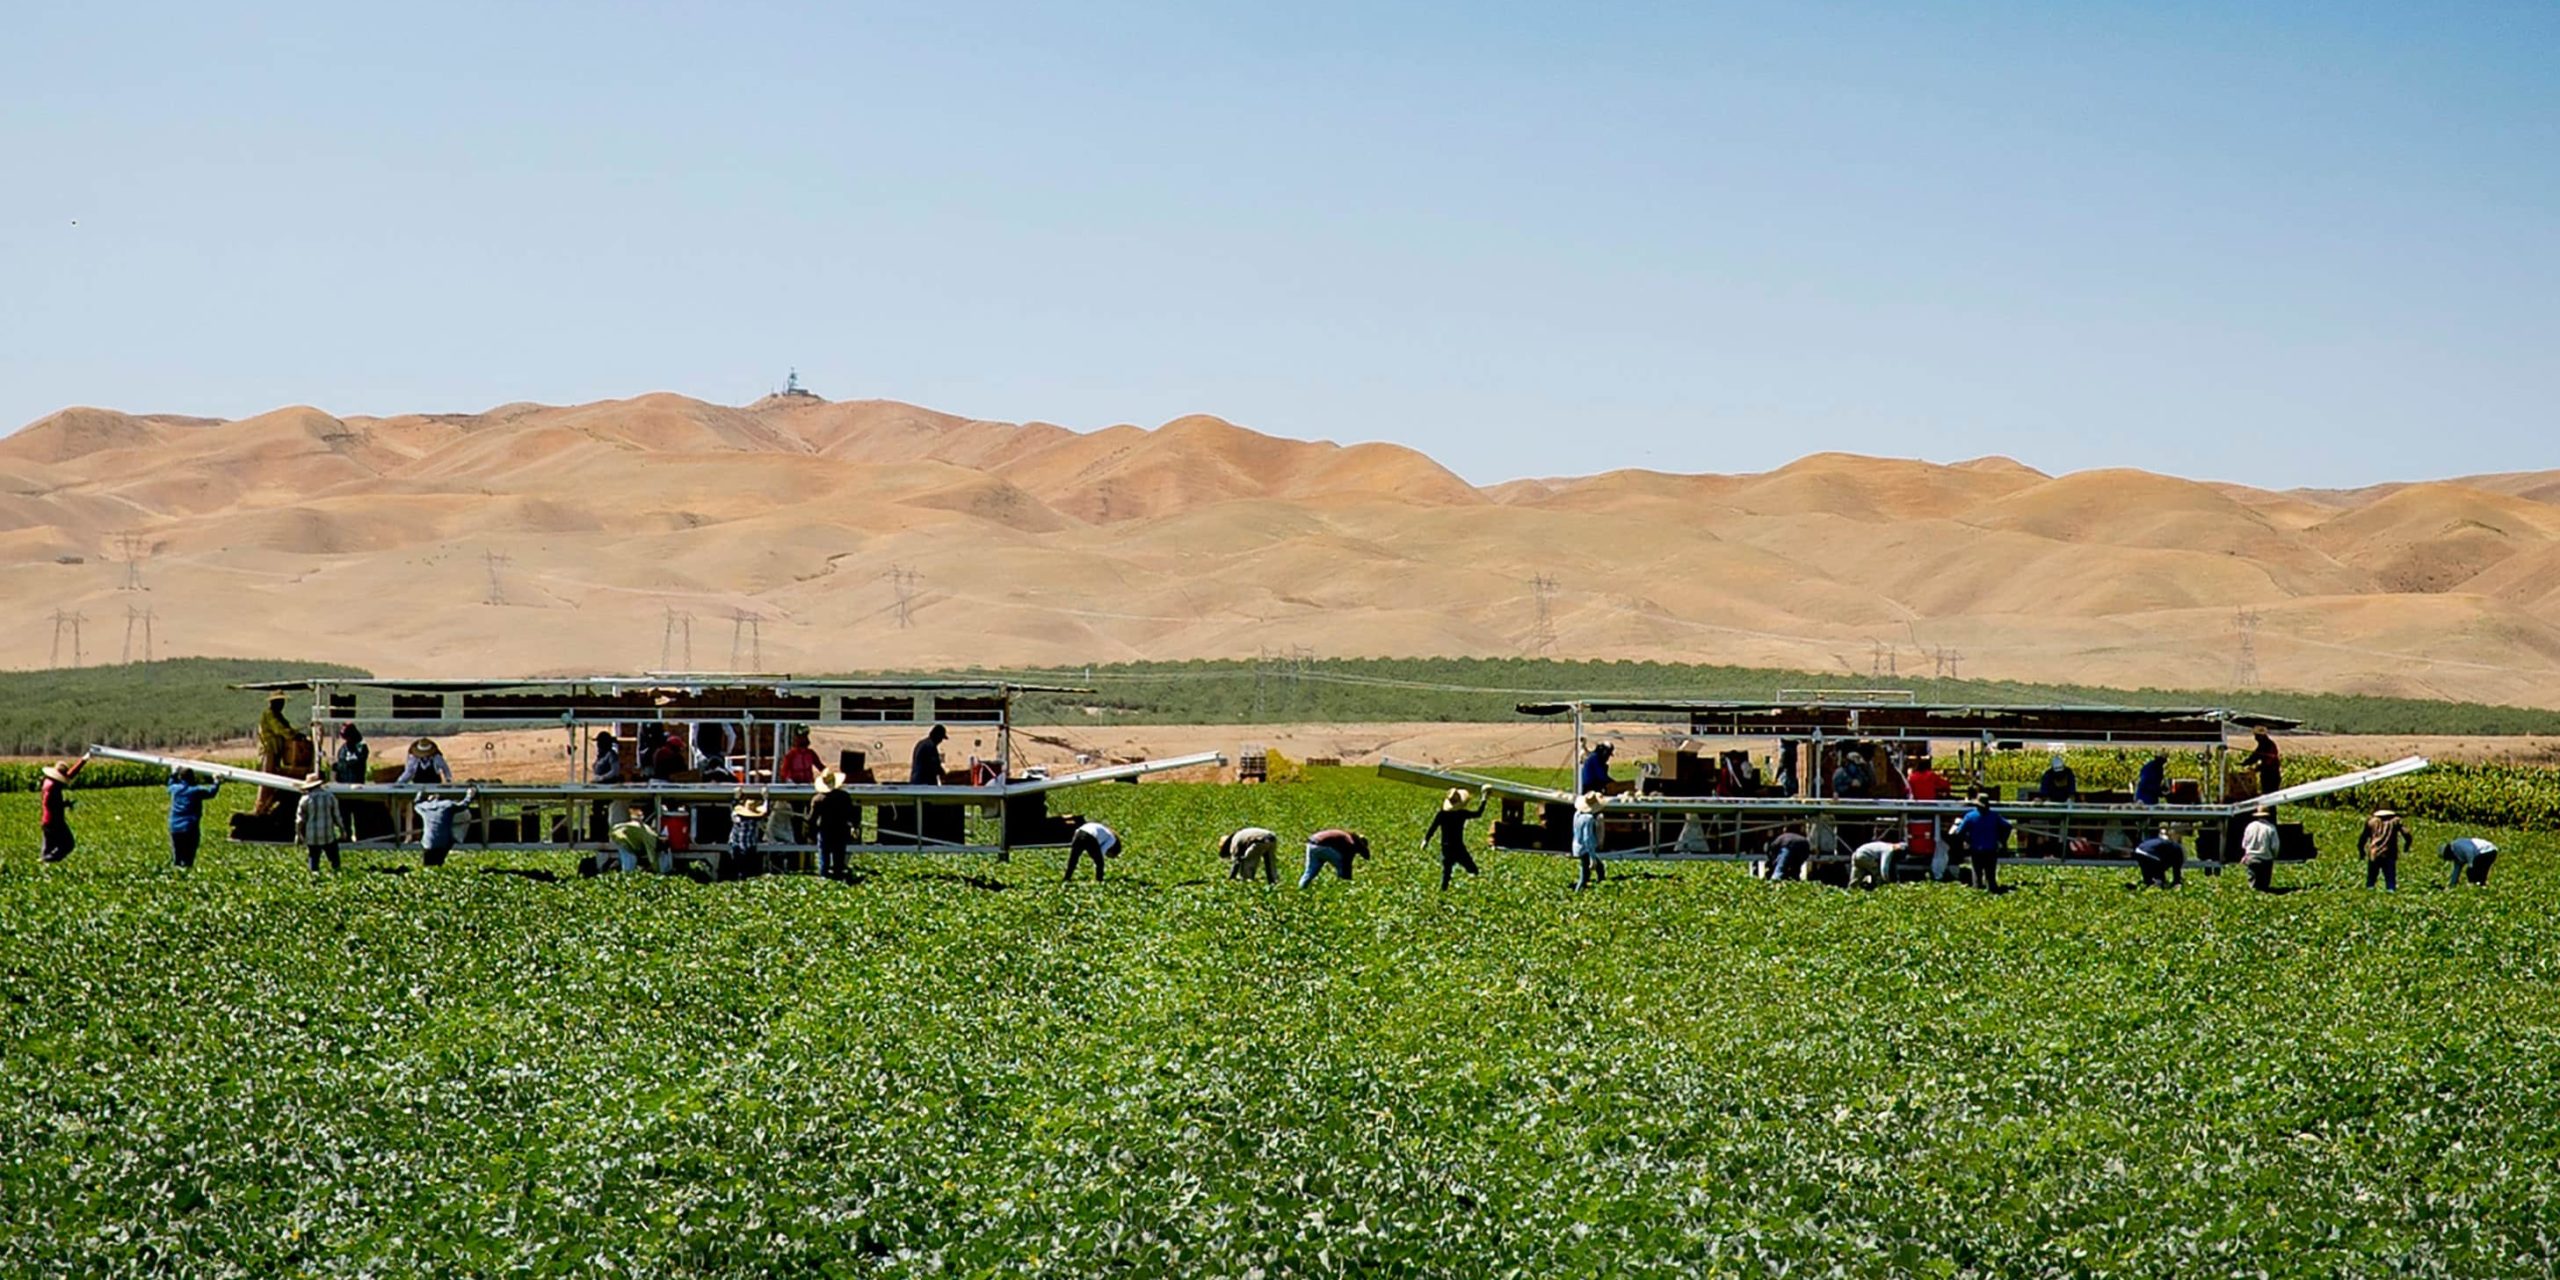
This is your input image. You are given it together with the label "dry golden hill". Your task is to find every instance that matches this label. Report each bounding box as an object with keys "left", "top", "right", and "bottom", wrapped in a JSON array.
[{"left": 4, "top": 392, "right": 2559, "bottom": 706}]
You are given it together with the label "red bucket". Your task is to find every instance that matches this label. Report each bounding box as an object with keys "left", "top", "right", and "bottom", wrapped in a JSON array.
[{"left": 663, "top": 814, "right": 691, "bottom": 851}]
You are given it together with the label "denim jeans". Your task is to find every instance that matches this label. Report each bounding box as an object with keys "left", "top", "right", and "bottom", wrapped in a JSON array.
[
  {"left": 1300, "top": 843, "right": 1352, "bottom": 887},
  {"left": 1576, "top": 850, "right": 1607, "bottom": 890},
  {"left": 170, "top": 828, "right": 200, "bottom": 869},
  {"left": 2246, "top": 858, "right": 2274, "bottom": 892},
  {"left": 2366, "top": 855, "right": 2397, "bottom": 891}
]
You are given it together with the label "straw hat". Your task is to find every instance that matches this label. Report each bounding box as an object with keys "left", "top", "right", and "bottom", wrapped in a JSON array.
[
  {"left": 302, "top": 771, "right": 327, "bottom": 790},
  {"left": 2373, "top": 809, "right": 2398, "bottom": 820},
  {"left": 733, "top": 795, "right": 770, "bottom": 819},
  {"left": 1442, "top": 787, "right": 1471, "bottom": 810},
  {"left": 410, "top": 739, "right": 440, "bottom": 756},
  {"left": 41, "top": 761, "right": 72, "bottom": 784},
  {"left": 813, "top": 768, "right": 846, "bottom": 795},
  {"left": 2253, "top": 806, "right": 2273, "bottom": 817}
]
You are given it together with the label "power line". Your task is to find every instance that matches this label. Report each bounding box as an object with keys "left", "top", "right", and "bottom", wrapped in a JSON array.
[
  {"left": 889, "top": 566, "right": 920, "bottom": 629},
  {"left": 122, "top": 604, "right": 156, "bottom": 664},
  {"left": 661, "top": 607, "right": 694, "bottom": 670},
  {"left": 49, "top": 609, "right": 86, "bottom": 668},
  {"left": 114, "top": 531, "right": 148, "bottom": 591}
]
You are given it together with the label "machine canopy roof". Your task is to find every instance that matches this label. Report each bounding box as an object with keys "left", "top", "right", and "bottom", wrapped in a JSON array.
[
  {"left": 236, "top": 675, "right": 1091, "bottom": 696},
  {"left": 1515, "top": 699, "right": 2299, "bottom": 739}
]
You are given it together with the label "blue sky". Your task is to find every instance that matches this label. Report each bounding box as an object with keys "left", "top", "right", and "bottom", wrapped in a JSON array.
[{"left": 4, "top": 1, "right": 2553, "bottom": 488}]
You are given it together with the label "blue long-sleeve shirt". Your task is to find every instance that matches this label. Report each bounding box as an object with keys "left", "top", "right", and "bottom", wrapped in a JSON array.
[
  {"left": 1951, "top": 805, "right": 2011, "bottom": 853},
  {"left": 2134, "top": 758, "right": 2166, "bottom": 805},
  {"left": 166, "top": 779, "right": 221, "bottom": 833},
  {"left": 1577, "top": 750, "right": 1612, "bottom": 795}
]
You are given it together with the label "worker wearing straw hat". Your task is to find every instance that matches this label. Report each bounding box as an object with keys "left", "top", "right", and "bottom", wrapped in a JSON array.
[
  {"left": 295, "top": 772, "right": 342, "bottom": 873},
  {"left": 1572, "top": 791, "right": 1608, "bottom": 891},
  {"left": 395, "top": 737, "right": 453, "bottom": 844},
  {"left": 2239, "top": 806, "right": 2283, "bottom": 893},
  {"left": 2361, "top": 808, "right": 2411, "bottom": 891},
  {"left": 34, "top": 751, "right": 93, "bottom": 864},
  {"left": 810, "top": 768, "right": 857, "bottom": 878},
  {"left": 728, "top": 790, "right": 772, "bottom": 879},
  {"left": 1421, "top": 787, "right": 1487, "bottom": 891}
]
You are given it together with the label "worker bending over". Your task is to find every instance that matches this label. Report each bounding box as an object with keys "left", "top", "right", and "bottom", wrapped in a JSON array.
[
  {"left": 1219, "top": 826, "right": 1280, "bottom": 883},
  {"left": 1300, "top": 828, "right": 1369, "bottom": 887},
  {"left": 2442, "top": 837, "right": 2498, "bottom": 887},
  {"left": 1065, "top": 817, "right": 1119, "bottom": 882}
]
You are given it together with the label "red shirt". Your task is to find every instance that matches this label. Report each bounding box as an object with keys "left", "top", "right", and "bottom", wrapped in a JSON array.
[
  {"left": 38, "top": 777, "right": 69, "bottom": 826},
  {"left": 778, "top": 747, "right": 821, "bottom": 785},
  {"left": 1907, "top": 769, "right": 1950, "bottom": 802}
]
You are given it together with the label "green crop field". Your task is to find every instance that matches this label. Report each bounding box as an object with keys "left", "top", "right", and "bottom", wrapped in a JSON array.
[{"left": 5, "top": 772, "right": 2556, "bottom": 1277}]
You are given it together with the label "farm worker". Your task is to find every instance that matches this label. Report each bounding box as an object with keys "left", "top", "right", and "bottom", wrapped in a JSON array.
[
  {"left": 2362, "top": 809, "right": 2411, "bottom": 891},
  {"left": 1774, "top": 740, "right": 1799, "bottom": 797},
  {"left": 1829, "top": 750, "right": 1872, "bottom": 799},
  {"left": 1576, "top": 741, "right": 1615, "bottom": 797},
  {"left": 910, "top": 724, "right": 949, "bottom": 785},
  {"left": 2238, "top": 806, "right": 2282, "bottom": 893},
  {"left": 1849, "top": 831, "right": 1906, "bottom": 890},
  {"left": 396, "top": 739, "right": 453, "bottom": 843},
  {"left": 332, "top": 725, "right": 371, "bottom": 782},
  {"left": 1905, "top": 755, "right": 1950, "bottom": 872},
  {"left": 35, "top": 753, "right": 92, "bottom": 864},
  {"left": 2441, "top": 837, "right": 2498, "bottom": 888},
  {"left": 165, "top": 768, "right": 222, "bottom": 870},
  {"left": 2037, "top": 752, "right": 2078, "bottom": 803},
  {"left": 608, "top": 818, "right": 665, "bottom": 874},
  {"left": 645, "top": 729, "right": 685, "bottom": 782},
  {"left": 2238, "top": 729, "right": 2282, "bottom": 798},
  {"left": 778, "top": 729, "right": 820, "bottom": 784},
  {"left": 396, "top": 739, "right": 451, "bottom": 784},
  {"left": 1219, "top": 826, "right": 1280, "bottom": 883},
  {"left": 776, "top": 727, "right": 822, "bottom": 841},
  {"left": 411, "top": 787, "right": 478, "bottom": 868},
  {"left": 2133, "top": 826, "right": 2186, "bottom": 889},
  {"left": 2134, "top": 753, "right": 2168, "bottom": 806},
  {"left": 1299, "top": 828, "right": 1370, "bottom": 888},
  {"left": 810, "top": 768, "right": 857, "bottom": 878},
  {"left": 728, "top": 791, "right": 770, "bottom": 878},
  {"left": 1572, "top": 792, "right": 1608, "bottom": 890},
  {"left": 294, "top": 773, "right": 341, "bottom": 873},
  {"left": 1948, "top": 793, "right": 2011, "bottom": 892},
  {"left": 1421, "top": 788, "right": 1486, "bottom": 891},
  {"left": 254, "top": 693, "right": 298, "bottom": 816},
  {"left": 1764, "top": 827, "right": 1814, "bottom": 882},
  {"left": 691, "top": 725, "right": 735, "bottom": 782},
  {"left": 590, "top": 731, "right": 623, "bottom": 784},
  {"left": 1064, "top": 818, "right": 1119, "bottom": 882},
  {"left": 331, "top": 725, "right": 371, "bottom": 841}
]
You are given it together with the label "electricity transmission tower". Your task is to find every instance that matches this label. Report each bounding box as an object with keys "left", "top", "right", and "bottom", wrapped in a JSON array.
[
  {"left": 1529, "top": 575, "right": 1559, "bottom": 654},
  {"left": 889, "top": 566, "right": 920, "bottom": 629},
  {"left": 49, "top": 610, "right": 86, "bottom": 668},
  {"left": 122, "top": 604, "right": 156, "bottom": 664},
  {"left": 115, "top": 531, "right": 149, "bottom": 591},
  {"left": 660, "top": 607, "right": 694, "bottom": 670},
  {"left": 1870, "top": 639, "right": 1900, "bottom": 677},
  {"left": 730, "top": 610, "right": 763, "bottom": 670},
  {"left": 2233, "top": 609, "right": 2261, "bottom": 689},
  {"left": 483, "top": 551, "right": 511, "bottom": 606}
]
